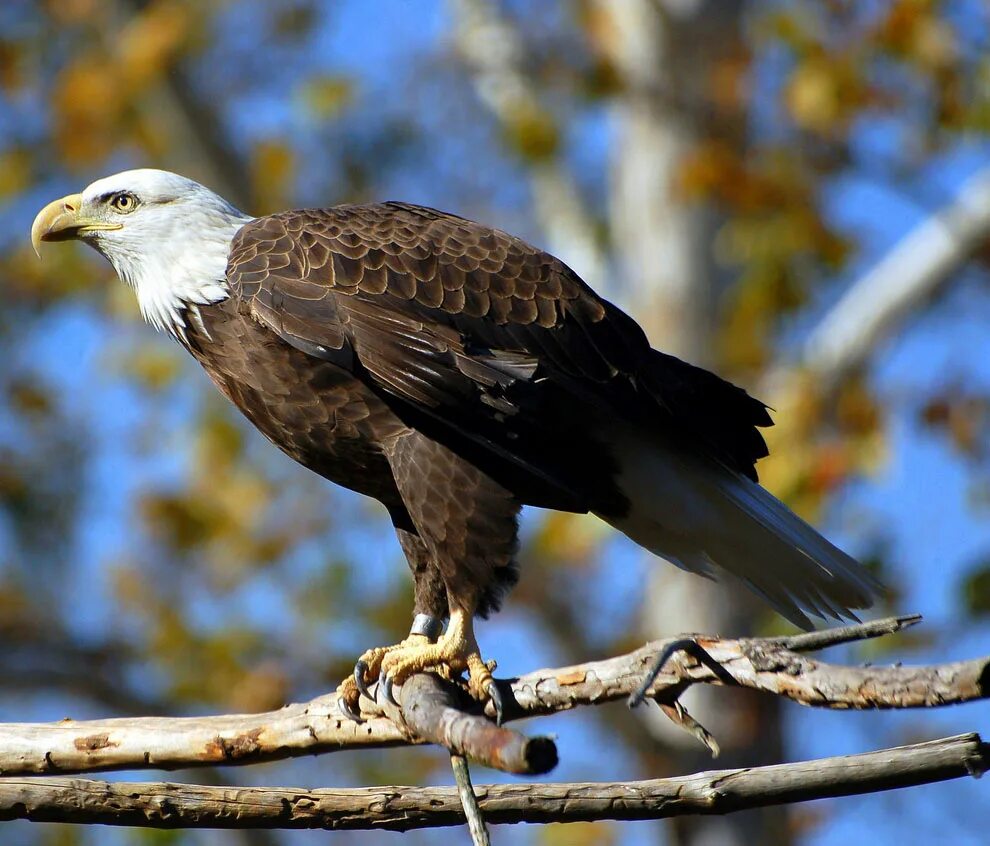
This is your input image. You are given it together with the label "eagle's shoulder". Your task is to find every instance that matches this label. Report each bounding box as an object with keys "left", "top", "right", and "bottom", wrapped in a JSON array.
[{"left": 225, "top": 202, "right": 610, "bottom": 336}]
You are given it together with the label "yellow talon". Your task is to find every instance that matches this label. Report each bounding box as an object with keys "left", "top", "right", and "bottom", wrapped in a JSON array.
[
  {"left": 378, "top": 609, "right": 496, "bottom": 707},
  {"left": 353, "top": 633, "right": 431, "bottom": 697}
]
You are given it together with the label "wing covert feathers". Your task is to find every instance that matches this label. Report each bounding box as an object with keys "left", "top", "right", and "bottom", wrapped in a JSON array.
[{"left": 226, "top": 203, "right": 771, "bottom": 483}]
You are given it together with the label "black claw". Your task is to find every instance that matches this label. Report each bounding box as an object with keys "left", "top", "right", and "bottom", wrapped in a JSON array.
[
  {"left": 628, "top": 638, "right": 732, "bottom": 709},
  {"left": 629, "top": 638, "right": 697, "bottom": 708},
  {"left": 381, "top": 673, "right": 398, "bottom": 707},
  {"left": 338, "top": 695, "right": 362, "bottom": 723},
  {"left": 353, "top": 660, "right": 372, "bottom": 700},
  {"left": 486, "top": 680, "right": 505, "bottom": 726}
]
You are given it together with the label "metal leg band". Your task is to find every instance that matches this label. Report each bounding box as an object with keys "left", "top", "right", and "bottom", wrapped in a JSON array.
[{"left": 410, "top": 613, "right": 445, "bottom": 642}]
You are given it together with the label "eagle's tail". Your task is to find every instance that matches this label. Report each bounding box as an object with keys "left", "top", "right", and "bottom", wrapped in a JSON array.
[{"left": 598, "top": 435, "right": 880, "bottom": 629}]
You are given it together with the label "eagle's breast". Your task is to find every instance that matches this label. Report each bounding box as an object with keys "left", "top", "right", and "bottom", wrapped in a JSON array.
[{"left": 182, "top": 296, "right": 409, "bottom": 510}]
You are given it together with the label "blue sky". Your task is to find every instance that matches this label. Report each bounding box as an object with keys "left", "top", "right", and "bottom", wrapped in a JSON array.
[{"left": 1, "top": 2, "right": 989, "bottom": 845}]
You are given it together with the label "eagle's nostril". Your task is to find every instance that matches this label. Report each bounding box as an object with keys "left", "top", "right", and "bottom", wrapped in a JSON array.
[{"left": 63, "top": 200, "right": 78, "bottom": 213}]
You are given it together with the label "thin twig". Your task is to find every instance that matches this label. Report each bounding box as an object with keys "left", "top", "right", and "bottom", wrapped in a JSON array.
[
  {"left": 451, "top": 754, "right": 491, "bottom": 846},
  {"left": 628, "top": 637, "right": 737, "bottom": 708},
  {"left": 780, "top": 613, "right": 922, "bottom": 652},
  {"left": 0, "top": 733, "right": 983, "bottom": 829}
]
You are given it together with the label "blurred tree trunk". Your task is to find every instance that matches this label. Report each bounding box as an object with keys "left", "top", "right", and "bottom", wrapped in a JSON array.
[{"left": 593, "top": 1, "right": 790, "bottom": 844}]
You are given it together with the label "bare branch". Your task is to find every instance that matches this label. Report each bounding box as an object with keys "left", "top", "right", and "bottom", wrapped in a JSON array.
[
  {"left": 502, "top": 622, "right": 987, "bottom": 724},
  {"left": 778, "top": 613, "right": 922, "bottom": 651},
  {"left": 800, "top": 165, "right": 990, "bottom": 384},
  {"left": 0, "top": 733, "right": 984, "bottom": 830},
  {"left": 397, "top": 673, "right": 557, "bottom": 775},
  {"left": 0, "top": 616, "right": 984, "bottom": 779}
]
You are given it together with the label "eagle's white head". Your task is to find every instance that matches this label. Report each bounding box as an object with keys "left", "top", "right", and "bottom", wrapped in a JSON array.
[{"left": 32, "top": 169, "right": 252, "bottom": 338}]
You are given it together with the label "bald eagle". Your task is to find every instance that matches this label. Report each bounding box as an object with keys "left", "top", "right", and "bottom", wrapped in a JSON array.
[{"left": 33, "top": 169, "right": 879, "bottom": 720}]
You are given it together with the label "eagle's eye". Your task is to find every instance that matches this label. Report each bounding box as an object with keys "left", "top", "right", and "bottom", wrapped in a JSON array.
[{"left": 110, "top": 193, "right": 138, "bottom": 213}]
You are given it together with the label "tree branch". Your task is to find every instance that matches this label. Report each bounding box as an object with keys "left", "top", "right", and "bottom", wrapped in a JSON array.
[
  {"left": 0, "top": 616, "right": 985, "bottom": 779},
  {"left": 397, "top": 673, "right": 557, "bottom": 775},
  {"left": 800, "top": 165, "right": 990, "bottom": 385},
  {"left": 0, "top": 733, "right": 984, "bottom": 829}
]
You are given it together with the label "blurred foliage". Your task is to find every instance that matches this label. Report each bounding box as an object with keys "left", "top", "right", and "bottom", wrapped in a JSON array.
[
  {"left": 921, "top": 387, "right": 990, "bottom": 461},
  {"left": 0, "top": 1, "right": 988, "bottom": 845},
  {"left": 961, "top": 559, "right": 990, "bottom": 617}
]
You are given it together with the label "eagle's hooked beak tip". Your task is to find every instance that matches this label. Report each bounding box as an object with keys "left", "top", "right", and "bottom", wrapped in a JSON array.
[{"left": 31, "top": 193, "right": 85, "bottom": 258}]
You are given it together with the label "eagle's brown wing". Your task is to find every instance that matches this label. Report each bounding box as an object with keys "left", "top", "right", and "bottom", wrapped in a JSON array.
[{"left": 226, "top": 203, "right": 769, "bottom": 515}]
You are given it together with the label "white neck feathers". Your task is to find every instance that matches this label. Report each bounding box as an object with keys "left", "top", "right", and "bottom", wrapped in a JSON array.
[{"left": 109, "top": 214, "right": 250, "bottom": 339}]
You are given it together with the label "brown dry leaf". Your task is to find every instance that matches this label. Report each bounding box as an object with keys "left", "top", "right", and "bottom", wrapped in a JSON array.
[
  {"left": 531, "top": 511, "right": 608, "bottom": 565},
  {"left": 44, "top": 0, "right": 101, "bottom": 25},
  {"left": 53, "top": 56, "right": 123, "bottom": 165},
  {"left": 540, "top": 821, "right": 615, "bottom": 846},
  {"left": 678, "top": 141, "right": 739, "bottom": 202},
  {"left": 708, "top": 47, "right": 751, "bottom": 115},
  {"left": 0, "top": 148, "right": 31, "bottom": 200},
  {"left": 0, "top": 39, "right": 26, "bottom": 92},
  {"left": 118, "top": 0, "right": 191, "bottom": 90},
  {"left": 251, "top": 139, "right": 296, "bottom": 213},
  {"left": 876, "top": 0, "right": 956, "bottom": 70},
  {"left": 836, "top": 377, "right": 882, "bottom": 437},
  {"left": 785, "top": 56, "right": 862, "bottom": 137},
  {"left": 110, "top": 563, "right": 156, "bottom": 612},
  {"left": 7, "top": 379, "right": 53, "bottom": 418},
  {"left": 505, "top": 107, "right": 560, "bottom": 162},
  {"left": 227, "top": 662, "right": 288, "bottom": 712},
  {"left": 194, "top": 410, "right": 246, "bottom": 472},
  {"left": 120, "top": 347, "right": 183, "bottom": 393},
  {"left": 786, "top": 58, "right": 842, "bottom": 134},
  {"left": 299, "top": 75, "right": 354, "bottom": 120}
]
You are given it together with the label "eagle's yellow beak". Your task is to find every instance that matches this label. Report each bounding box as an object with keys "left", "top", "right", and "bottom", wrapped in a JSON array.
[{"left": 30, "top": 193, "right": 121, "bottom": 257}]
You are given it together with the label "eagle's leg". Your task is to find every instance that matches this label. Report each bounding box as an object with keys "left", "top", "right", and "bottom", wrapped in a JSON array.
[
  {"left": 379, "top": 431, "right": 521, "bottom": 723},
  {"left": 336, "top": 527, "right": 448, "bottom": 721},
  {"left": 353, "top": 527, "right": 449, "bottom": 698}
]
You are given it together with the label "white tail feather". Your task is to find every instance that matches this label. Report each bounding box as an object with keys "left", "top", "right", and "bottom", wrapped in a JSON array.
[{"left": 599, "top": 436, "right": 880, "bottom": 629}]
